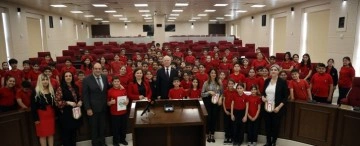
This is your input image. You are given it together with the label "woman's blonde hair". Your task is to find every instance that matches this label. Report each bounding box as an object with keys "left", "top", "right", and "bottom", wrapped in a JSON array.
[{"left": 34, "top": 73, "right": 55, "bottom": 101}]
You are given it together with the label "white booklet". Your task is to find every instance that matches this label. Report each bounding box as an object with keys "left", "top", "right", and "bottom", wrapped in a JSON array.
[{"left": 117, "top": 96, "right": 127, "bottom": 111}]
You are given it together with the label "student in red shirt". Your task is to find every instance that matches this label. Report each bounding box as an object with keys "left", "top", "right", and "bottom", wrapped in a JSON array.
[
  {"left": 80, "top": 58, "right": 93, "bottom": 76},
  {"left": 80, "top": 50, "right": 94, "bottom": 62},
  {"left": 99, "top": 56, "right": 111, "bottom": 72},
  {"left": 0, "top": 76, "right": 17, "bottom": 112},
  {"left": 255, "top": 48, "right": 270, "bottom": 63},
  {"left": 229, "top": 63, "right": 246, "bottom": 83},
  {"left": 102, "top": 68, "right": 113, "bottom": 85},
  {"left": 111, "top": 54, "right": 125, "bottom": 75},
  {"left": 40, "top": 54, "right": 53, "bottom": 67},
  {"left": 107, "top": 76, "right": 129, "bottom": 146},
  {"left": 222, "top": 80, "right": 236, "bottom": 144},
  {"left": 118, "top": 66, "right": 130, "bottom": 89},
  {"left": 168, "top": 77, "right": 186, "bottom": 99},
  {"left": 61, "top": 59, "right": 77, "bottom": 76},
  {"left": 43, "top": 67, "right": 60, "bottom": 90},
  {"left": 240, "top": 58, "right": 251, "bottom": 77},
  {"left": 289, "top": 69, "right": 312, "bottom": 101},
  {"left": 188, "top": 78, "right": 201, "bottom": 99},
  {"left": 22, "top": 60, "right": 31, "bottom": 81},
  {"left": 173, "top": 47, "right": 184, "bottom": 60},
  {"left": 181, "top": 71, "right": 192, "bottom": 92},
  {"left": 75, "top": 71, "right": 85, "bottom": 97},
  {"left": 245, "top": 69, "right": 261, "bottom": 92},
  {"left": 204, "top": 55, "right": 214, "bottom": 72},
  {"left": 184, "top": 50, "right": 196, "bottom": 64},
  {"left": 292, "top": 54, "right": 300, "bottom": 67},
  {"left": 16, "top": 80, "right": 32, "bottom": 110},
  {"left": 266, "top": 56, "right": 277, "bottom": 69},
  {"left": 246, "top": 85, "right": 262, "bottom": 146},
  {"left": 194, "top": 64, "right": 209, "bottom": 89},
  {"left": 280, "top": 52, "right": 294, "bottom": 77},
  {"left": 119, "top": 49, "right": 128, "bottom": 63},
  {"left": 310, "top": 63, "right": 333, "bottom": 103},
  {"left": 192, "top": 65, "right": 199, "bottom": 75},
  {"left": 219, "top": 57, "right": 232, "bottom": 70},
  {"left": 48, "top": 62, "right": 60, "bottom": 83},
  {"left": 279, "top": 70, "right": 291, "bottom": 100},
  {"left": 127, "top": 69, "right": 152, "bottom": 101},
  {"left": 223, "top": 49, "right": 233, "bottom": 61},
  {"left": 296, "top": 53, "right": 313, "bottom": 81},
  {"left": 4, "top": 58, "right": 23, "bottom": 88},
  {"left": 338, "top": 56, "right": 355, "bottom": 104},
  {"left": 219, "top": 71, "right": 228, "bottom": 90},
  {"left": 211, "top": 53, "right": 221, "bottom": 69},
  {"left": 231, "top": 83, "right": 248, "bottom": 146},
  {"left": 144, "top": 70, "right": 157, "bottom": 100},
  {"left": 200, "top": 49, "right": 209, "bottom": 64},
  {"left": 251, "top": 52, "right": 268, "bottom": 70},
  {"left": 29, "top": 63, "right": 42, "bottom": 87}
]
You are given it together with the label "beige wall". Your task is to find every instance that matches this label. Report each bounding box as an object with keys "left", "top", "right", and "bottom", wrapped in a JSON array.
[
  {"left": 26, "top": 17, "right": 43, "bottom": 58},
  {"left": 226, "top": 0, "right": 359, "bottom": 71},
  {"left": 273, "top": 17, "right": 287, "bottom": 54},
  {"left": 0, "top": 12, "right": 6, "bottom": 62},
  {"left": 110, "top": 22, "right": 147, "bottom": 37}
]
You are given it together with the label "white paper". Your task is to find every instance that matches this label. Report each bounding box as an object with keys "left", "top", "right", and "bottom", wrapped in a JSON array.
[{"left": 117, "top": 96, "right": 127, "bottom": 111}]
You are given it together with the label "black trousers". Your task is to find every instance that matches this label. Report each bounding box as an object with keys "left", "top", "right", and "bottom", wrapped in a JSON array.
[
  {"left": 263, "top": 111, "right": 282, "bottom": 144},
  {"left": 111, "top": 114, "right": 127, "bottom": 145},
  {"left": 203, "top": 97, "right": 219, "bottom": 134},
  {"left": 313, "top": 96, "right": 331, "bottom": 104},
  {"left": 89, "top": 111, "right": 106, "bottom": 146},
  {"left": 60, "top": 125, "right": 77, "bottom": 146},
  {"left": 232, "top": 109, "right": 245, "bottom": 144},
  {"left": 247, "top": 118, "right": 260, "bottom": 142},
  {"left": 223, "top": 109, "right": 233, "bottom": 139},
  {"left": 338, "top": 87, "right": 351, "bottom": 104}
]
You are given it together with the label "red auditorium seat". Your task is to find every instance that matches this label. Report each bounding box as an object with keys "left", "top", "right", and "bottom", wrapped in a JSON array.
[
  {"left": 85, "top": 46, "right": 95, "bottom": 52},
  {"left": 245, "top": 52, "right": 257, "bottom": 59},
  {"left": 341, "top": 77, "right": 360, "bottom": 106},
  {"left": 94, "top": 42, "right": 103, "bottom": 46},
  {"left": 198, "top": 40, "right": 207, "bottom": 45},
  {"left": 124, "top": 41, "right": 134, "bottom": 45},
  {"left": 56, "top": 56, "right": 72, "bottom": 63},
  {"left": 103, "top": 53, "right": 115, "bottom": 61},
  {"left": 184, "top": 40, "right": 193, "bottom": 44},
  {"left": 209, "top": 42, "right": 217, "bottom": 49},
  {"left": 258, "top": 47, "right": 270, "bottom": 58},
  {"left": 29, "top": 57, "right": 43, "bottom": 64},
  {"left": 111, "top": 48, "right": 121, "bottom": 54},
  {"left": 245, "top": 44, "right": 256, "bottom": 52},
  {"left": 234, "top": 40, "right": 242, "bottom": 47},
  {"left": 218, "top": 40, "right": 227, "bottom": 45},
  {"left": 238, "top": 47, "right": 249, "bottom": 53},
  {"left": 38, "top": 52, "right": 51, "bottom": 58},
  {"left": 77, "top": 42, "right": 86, "bottom": 47},
  {"left": 275, "top": 53, "right": 285, "bottom": 62},
  {"left": 62, "top": 50, "right": 75, "bottom": 60},
  {"left": 218, "top": 45, "right": 227, "bottom": 52},
  {"left": 108, "top": 41, "right": 118, "bottom": 47},
  {"left": 191, "top": 45, "right": 203, "bottom": 53},
  {"left": 56, "top": 63, "right": 65, "bottom": 72},
  {"left": 102, "top": 45, "right": 113, "bottom": 51},
  {"left": 92, "top": 48, "right": 105, "bottom": 55}
]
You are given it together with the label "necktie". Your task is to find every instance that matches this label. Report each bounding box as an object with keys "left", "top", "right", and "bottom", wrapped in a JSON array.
[
  {"left": 166, "top": 68, "right": 169, "bottom": 78},
  {"left": 96, "top": 77, "right": 102, "bottom": 91}
]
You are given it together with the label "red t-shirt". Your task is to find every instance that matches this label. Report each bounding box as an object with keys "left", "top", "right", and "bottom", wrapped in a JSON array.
[
  {"left": 61, "top": 66, "right": 77, "bottom": 76},
  {"left": 211, "top": 59, "right": 220, "bottom": 68},
  {"left": 296, "top": 64, "right": 313, "bottom": 79},
  {"left": 280, "top": 61, "right": 294, "bottom": 70},
  {"left": 188, "top": 88, "right": 201, "bottom": 99},
  {"left": 22, "top": 69, "right": 31, "bottom": 80},
  {"left": 219, "top": 63, "right": 232, "bottom": 70},
  {"left": 247, "top": 95, "right": 261, "bottom": 117},
  {"left": 223, "top": 89, "right": 236, "bottom": 109},
  {"left": 75, "top": 80, "right": 83, "bottom": 97},
  {"left": 180, "top": 80, "right": 192, "bottom": 90},
  {"left": 229, "top": 73, "right": 246, "bottom": 83},
  {"left": 194, "top": 73, "right": 209, "bottom": 89},
  {"left": 185, "top": 55, "right": 196, "bottom": 64},
  {"left": 110, "top": 61, "right": 125, "bottom": 75},
  {"left": 173, "top": 52, "right": 184, "bottom": 59},
  {"left": 80, "top": 66, "right": 92, "bottom": 76},
  {"left": 233, "top": 92, "right": 248, "bottom": 110},
  {"left": 310, "top": 73, "right": 333, "bottom": 98},
  {"left": 118, "top": 74, "right": 130, "bottom": 89},
  {"left": 4, "top": 69, "right": 23, "bottom": 88},
  {"left": 16, "top": 89, "right": 32, "bottom": 107},
  {"left": 119, "top": 55, "right": 127, "bottom": 63},
  {"left": 251, "top": 59, "right": 268, "bottom": 69},
  {"left": 28, "top": 70, "right": 41, "bottom": 82},
  {"left": 50, "top": 78, "right": 60, "bottom": 90},
  {"left": 0, "top": 87, "right": 16, "bottom": 106},
  {"left": 338, "top": 67, "right": 355, "bottom": 88},
  {"left": 224, "top": 53, "right": 233, "bottom": 61},
  {"left": 107, "top": 88, "right": 127, "bottom": 115},
  {"left": 289, "top": 79, "right": 310, "bottom": 101},
  {"left": 51, "top": 69, "right": 59, "bottom": 80},
  {"left": 221, "top": 79, "right": 228, "bottom": 90},
  {"left": 168, "top": 88, "right": 186, "bottom": 99},
  {"left": 240, "top": 66, "right": 251, "bottom": 77},
  {"left": 245, "top": 77, "right": 260, "bottom": 91}
]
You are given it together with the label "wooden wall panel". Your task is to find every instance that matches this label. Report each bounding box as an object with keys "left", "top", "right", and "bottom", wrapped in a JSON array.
[
  {"left": 0, "top": 111, "right": 30, "bottom": 146},
  {"left": 335, "top": 109, "right": 360, "bottom": 146}
]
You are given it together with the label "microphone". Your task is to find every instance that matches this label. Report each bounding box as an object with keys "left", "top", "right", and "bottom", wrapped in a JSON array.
[{"left": 141, "top": 98, "right": 154, "bottom": 116}]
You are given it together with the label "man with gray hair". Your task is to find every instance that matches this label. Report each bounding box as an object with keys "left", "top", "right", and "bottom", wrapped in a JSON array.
[{"left": 156, "top": 55, "right": 178, "bottom": 99}]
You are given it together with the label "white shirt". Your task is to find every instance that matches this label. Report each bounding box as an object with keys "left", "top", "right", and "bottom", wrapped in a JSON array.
[
  {"left": 165, "top": 67, "right": 171, "bottom": 77},
  {"left": 94, "top": 75, "right": 103, "bottom": 90},
  {"left": 265, "top": 82, "right": 276, "bottom": 104}
]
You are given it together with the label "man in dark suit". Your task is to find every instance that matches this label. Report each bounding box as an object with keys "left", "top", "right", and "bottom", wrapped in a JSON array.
[
  {"left": 156, "top": 55, "right": 178, "bottom": 99},
  {"left": 83, "top": 63, "right": 109, "bottom": 146}
]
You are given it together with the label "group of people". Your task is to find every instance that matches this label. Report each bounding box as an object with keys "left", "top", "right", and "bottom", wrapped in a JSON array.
[{"left": 0, "top": 42, "right": 356, "bottom": 146}]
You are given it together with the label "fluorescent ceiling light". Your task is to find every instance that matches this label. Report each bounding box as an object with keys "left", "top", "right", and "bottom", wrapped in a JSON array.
[
  {"left": 175, "top": 3, "right": 189, "bottom": 7},
  {"left": 134, "top": 4, "right": 148, "bottom": 7},
  {"left": 204, "top": 10, "right": 216, "bottom": 12},
  {"left": 139, "top": 10, "right": 150, "bottom": 13},
  {"left": 113, "top": 15, "right": 123, "bottom": 17},
  {"left": 189, "top": 20, "right": 196, "bottom": 22},
  {"left": 236, "top": 10, "right": 248, "bottom": 13},
  {"left": 198, "top": 14, "right": 207, "bottom": 16},
  {"left": 216, "top": 17, "right": 224, "bottom": 19},
  {"left": 119, "top": 18, "right": 128, "bottom": 20},
  {"left": 192, "top": 17, "right": 201, "bottom": 19},
  {"left": 145, "top": 20, "right": 152, "bottom": 22},
  {"left": 209, "top": 20, "right": 217, "bottom": 22},
  {"left": 224, "top": 14, "right": 233, "bottom": 17},
  {"left": 144, "top": 17, "right": 152, "bottom": 20},
  {"left": 105, "top": 10, "right": 116, "bottom": 13},
  {"left": 70, "top": 11, "right": 83, "bottom": 13},
  {"left": 142, "top": 14, "right": 151, "bottom": 17},
  {"left": 251, "top": 4, "right": 266, "bottom": 8},
  {"left": 124, "top": 20, "right": 131, "bottom": 22},
  {"left": 168, "top": 20, "right": 175, "bottom": 22},
  {"left": 50, "top": 4, "right": 67, "bottom": 7},
  {"left": 214, "top": 4, "right": 228, "bottom": 7},
  {"left": 92, "top": 4, "right": 107, "bottom": 7},
  {"left": 170, "top": 14, "right": 180, "bottom": 16},
  {"left": 172, "top": 10, "right": 183, "bottom": 12},
  {"left": 168, "top": 17, "right": 177, "bottom": 19},
  {"left": 101, "top": 21, "right": 109, "bottom": 23},
  {"left": 84, "top": 15, "right": 94, "bottom": 17},
  {"left": 94, "top": 18, "right": 103, "bottom": 20}
]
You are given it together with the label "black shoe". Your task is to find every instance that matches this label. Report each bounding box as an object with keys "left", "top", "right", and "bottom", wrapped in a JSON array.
[
  {"left": 211, "top": 135, "right": 215, "bottom": 143},
  {"left": 120, "top": 141, "right": 128, "bottom": 145},
  {"left": 224, "top": 138, "right": 229, "bottom": 144},
  {"left": 207, "top": 135, "right": 212, "bottom": 143}
]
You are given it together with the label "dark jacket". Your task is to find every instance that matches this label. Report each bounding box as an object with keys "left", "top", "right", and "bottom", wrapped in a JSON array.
[
  {"left": 327, "top": 66, "right": 338, "bottom": 86},
  {"left": 156, "top": 67, "right": 178, "bottom": 99},
  {"left": 82, "top": 74, "right": 109, "bottom": 113},
  {"left": 262, "top": 78, "right": 289, "bottom": 114}
]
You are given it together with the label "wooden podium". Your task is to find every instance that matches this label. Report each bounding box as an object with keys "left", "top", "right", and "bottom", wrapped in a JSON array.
[{"left": 129, "top": 99, "right": 208, "bottom": 146}]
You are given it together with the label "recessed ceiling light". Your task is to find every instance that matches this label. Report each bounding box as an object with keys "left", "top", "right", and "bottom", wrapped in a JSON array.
[
  {"left": 170, "top": 14, "right": 180, "bottom": 16},
  {"left": 204, "top": 10, "right": 216, "bottom": 12},
  {"left": 214, "top": 4, "right": 228, "bottom": 7},
  {"left": 198, "top": 14, "right": 207, "bottom": 16},
  {"left": 113, "top": 15, "right": 123, "bottom": 17},
  {"left": 192, "top": 17, "right": 201, "bottom": 19},
  {"left": 251, "top": 4, "right": 266, "bottom": 8},
  {"left": 139, "top": 10, "right": 150, "bottom": 13},
  {"left": 209, "top": 20, "right": 217, "bottom": 22},
  {"left": 189, "top": 20, "right": 196, "bottom": 22},
  {"left": 168, "top": 20, "right": 175, "bottom": 22},
  {"left": 175, "top": 3, "right": 189, "bottom": 7},
  {"left": 172, "top": 10, "right": 183, "bottom": 12},
  {"left": 92, "top": 4, "right": 108, "bottom": 7},
  {"left": 142, "top": 14, "right": 151, "bottom": 17},
  {"left": 94, "top": 18, "right": 103, "bottom": 20},
  {"left": 50, "top": 4, "right": 67, "bottom": 8},
  {"left": 124, "top": 20, "right": 131, "bottom": 22},
  {"left": 216, "top": 17, "right": 224, "bottom": 19},
  {"left": 119, "top": 18, "right": 128, "bottom": 20},
  {"left": 144, "top": 17, "right": 152, "bottom": 20},
  {"left": 168, "top": 17, "right": 177, "bottom": 19},
  {"left": 145, "top": 20, "right": 153, "bottom": 22},
  {"left": 105, "top": 10, "right": 116, "bottom": 13},
  {"left": 84, "top": 15, "right": 95, "bottom": 17},
  {"left": 224, "top": 14, "right": 233, "bottom": 17},
  {"left": 134, "top": 4, "right": 148, "bottom": 7},
  {"left": 70, "top": 11, "right": 83, "bottom": 13},
  {"left": 101, "top": 21, "right": 109, "bottom": 23},
  {"left": 236, "top": 10, "right": 248, "bottom": 13}
]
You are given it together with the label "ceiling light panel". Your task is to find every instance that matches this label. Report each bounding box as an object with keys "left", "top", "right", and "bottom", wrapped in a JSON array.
[
  {"left": 198, "top": 14, "right": 207, "bottom": 16},
  {"left": 168, "top": 17, "right": 177, "bottom": 19},
  {"left": 168, "top": 20, "right": 175, "bottom": 22},
  {"left": 134, "top": 4, "right": 148, "bottom": 7},
  {"left": 124, "top": 20, "right": 131, "bottom": 22},
  {"left": 70, "top": 11, "right": 83, "bottom": 13},
  {"left": 204, "top": 10, "right": 216, "bottom": 12},
  {"left": 214, "top": 4, "right": 228, "bottom": 7},
  {"left": 92, "top": 4, "right": 108, "bottom": 7},
  {"left": 224, "top": 14, "right": 233, "bottom": 17},
  {"left": 113, "top": 15, "right": 123, "bottom": 17},
  {"left": 192, "top": 17, "right": 201, "bottom": 19},
  {"left": 236, "top": 10, "right": 248, "bottom": 13},
  {"left": 251, "top": 5, "right": 266, "bottom": 8},
  {"left": 209, "top": 20, "right": 217, "bottom": 22},
  {"left": 189, "top": 20, "right": 196, "bottom": 22},
  {"left": 170, "top": 14, "right": 180, "bottom": 16},
  {"left": 139, "top": 10, "right": 150, "bottom": 13},
  {"left": 94, "top": 18, "right": 103, "bottom": 20},
  {"left": 119, "top": 18, "right": 128, "bottom": 20},
  {"left": 144, "top": 17, "right": 152, "bottom": 20},
  {"left": 216, "top": 17, "right": 224, "bottom": 19},
  {"left": 175, "top": 3, "right": 189, "bottom": 7},
  {"left": 105, "top": 10, "right": 117, "bottom": 13},
  {"left": 50, "top": 4, "right": 67, "bottom": 7},
  {"left": 84, "top": 15, "right": 95, "bottom": 17},
  {"left": 172, "top": 10, "right": 183, "bottom": 12}
]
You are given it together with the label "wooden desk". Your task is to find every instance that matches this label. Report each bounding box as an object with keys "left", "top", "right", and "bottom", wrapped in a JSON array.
[
  {"left": 129, "top": 99, "right": 207, "bottom": 146},
  {"left": 335, "top": 108, "right": 360, "bottom": 146}
]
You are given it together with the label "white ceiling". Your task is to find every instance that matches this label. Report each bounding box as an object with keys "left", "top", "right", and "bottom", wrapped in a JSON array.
[{"left": 4, "top": 0, "right": 307, "bottom": 23}]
